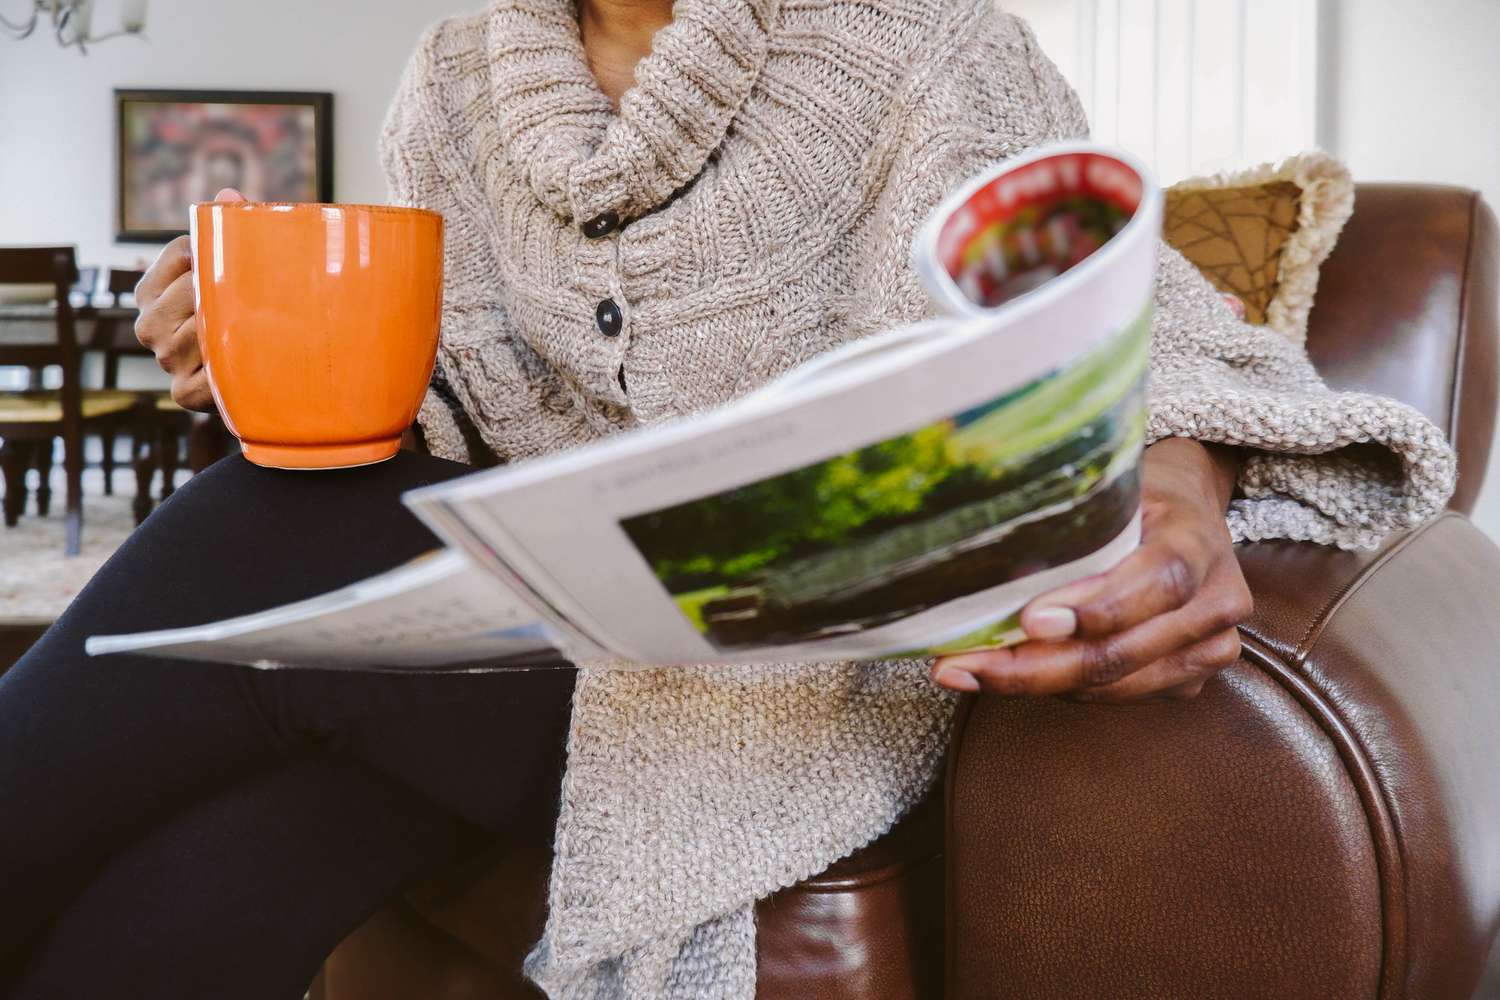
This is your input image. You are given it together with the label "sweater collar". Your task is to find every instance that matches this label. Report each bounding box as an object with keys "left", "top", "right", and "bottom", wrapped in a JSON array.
[{"left": 487, "top": 0, "right": 779, "bottom": 225}]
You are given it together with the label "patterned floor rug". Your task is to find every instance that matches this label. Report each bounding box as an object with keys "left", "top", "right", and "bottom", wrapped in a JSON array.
[{"left": 0, "top": 468, "right": 179, "bottom": 623}]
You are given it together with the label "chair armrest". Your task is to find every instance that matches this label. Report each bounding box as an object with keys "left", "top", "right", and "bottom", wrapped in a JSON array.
[{"left": 944, "top": 515, "right": 1500, "bottom": 1000}]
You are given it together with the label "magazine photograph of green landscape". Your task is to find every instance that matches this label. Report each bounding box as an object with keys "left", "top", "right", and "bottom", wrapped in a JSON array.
[{"left": 620, "top": 305, "right": 1152, "bottom": 654}]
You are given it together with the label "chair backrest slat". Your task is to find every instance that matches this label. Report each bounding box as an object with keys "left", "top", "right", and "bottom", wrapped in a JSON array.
[
  {"left": 0, "top": 246, "right": 77, "bottom": 287},
  {"left": 107, "top": 267, "right": 144, "bottom": 301}
]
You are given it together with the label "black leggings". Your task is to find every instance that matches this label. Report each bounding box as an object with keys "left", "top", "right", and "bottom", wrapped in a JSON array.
[{"left": 0, "top": 452, "right": 576, "bottom": 998}]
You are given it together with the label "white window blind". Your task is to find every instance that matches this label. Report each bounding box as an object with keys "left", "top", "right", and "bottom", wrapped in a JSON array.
[{"left": 1004, "top": 0, "right": 1321, "bottom": 184}]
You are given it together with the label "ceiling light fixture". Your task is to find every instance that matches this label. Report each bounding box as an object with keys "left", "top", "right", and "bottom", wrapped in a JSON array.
[{"left": 0, "top": 0, "right": 148, "bottom": 54}]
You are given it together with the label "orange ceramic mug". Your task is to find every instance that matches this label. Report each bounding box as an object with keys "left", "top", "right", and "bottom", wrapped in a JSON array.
[{"left": 189, "top": 202, "right": 443, "bottom": 469}]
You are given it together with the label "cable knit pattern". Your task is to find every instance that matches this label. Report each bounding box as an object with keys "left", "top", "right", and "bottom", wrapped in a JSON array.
[{"left": 380, "top": 1, "right": 1455, "bottom": 995}]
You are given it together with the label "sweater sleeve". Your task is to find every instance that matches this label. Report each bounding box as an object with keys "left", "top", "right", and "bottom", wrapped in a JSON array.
[
  {"left": 1148, "top": 243, "right": 1455, "bottom": 548},
  {"left": 845, "top": 6, "right": 1455, "bottom": 551}
]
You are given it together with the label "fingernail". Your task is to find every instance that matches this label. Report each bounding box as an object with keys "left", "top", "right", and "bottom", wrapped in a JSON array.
[
  {"left": 1024, "top": 606, "right": 1077, "bottom": 641},
  {"left": 936, "top": 652, "right": 993, "bottom": 673},
  {"left": 933, "top": 668, "right": 981, "bottom": 693}
]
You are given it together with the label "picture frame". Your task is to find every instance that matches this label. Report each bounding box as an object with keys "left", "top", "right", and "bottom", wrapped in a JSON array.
[{"left": 114, "top": 88, "right": 334, "bottom": 243}]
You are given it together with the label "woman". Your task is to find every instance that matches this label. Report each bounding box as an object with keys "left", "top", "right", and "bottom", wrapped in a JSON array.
[{"left": 0, "top": 0, "right": 1454, "bottom": 996}]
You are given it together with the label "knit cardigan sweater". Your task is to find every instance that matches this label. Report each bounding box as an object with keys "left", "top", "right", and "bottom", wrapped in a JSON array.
[{"left": 379, "top": 1, "right": 1457, "bottom": 996}]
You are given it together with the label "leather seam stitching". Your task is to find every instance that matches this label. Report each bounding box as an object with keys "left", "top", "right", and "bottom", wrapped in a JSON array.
[
  {"left": 1238, "top": 635, "right": 1407, "bottom": 1000},
  {"left": 1284, "top": 517, "right": 1445, "bottom": 665}
]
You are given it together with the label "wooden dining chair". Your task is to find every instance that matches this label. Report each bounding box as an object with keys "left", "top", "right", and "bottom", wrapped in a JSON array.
[{"left": 0, "top": 246, "right": 137, "bottom": 555}]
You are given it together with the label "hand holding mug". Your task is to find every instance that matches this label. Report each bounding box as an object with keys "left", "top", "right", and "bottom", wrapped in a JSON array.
[{"left": 133, "top": 187, "right": 244, "bottom": 412}]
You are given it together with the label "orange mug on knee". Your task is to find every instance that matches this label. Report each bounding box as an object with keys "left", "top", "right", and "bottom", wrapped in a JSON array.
[{"left": 189, "top": 202, "right": 443, "bottom": 470}]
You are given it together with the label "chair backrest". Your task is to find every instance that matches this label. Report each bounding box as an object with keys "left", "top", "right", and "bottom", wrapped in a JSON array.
[
  {"left": 0, "top": 245, "right": 76, "bottom": 288},
  {"left": 0, "top": 246, "right": 85, "bottom": 418},
  {"left": 107, "top": 267, "right": 144, "bottom": 304},
  {"left": 0, "top": 246, "right": 81, "bottom": 372},
  {"left": 94, "top": 267, "right": 149, "bottom": 387}
]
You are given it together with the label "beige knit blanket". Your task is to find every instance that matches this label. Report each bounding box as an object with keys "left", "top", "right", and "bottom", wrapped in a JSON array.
[{"left": 379, "top": 1, "right": 1456, "bottom": 995}]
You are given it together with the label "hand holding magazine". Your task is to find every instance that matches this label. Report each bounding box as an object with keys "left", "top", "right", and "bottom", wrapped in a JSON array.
[{"left": 88, "top": 143, "right": 1162, "bottom": 671}]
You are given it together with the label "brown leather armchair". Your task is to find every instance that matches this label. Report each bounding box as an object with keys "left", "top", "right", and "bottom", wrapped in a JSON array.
[{"left": 315, "top": 184, "right": 1500, "bottom": 1000}]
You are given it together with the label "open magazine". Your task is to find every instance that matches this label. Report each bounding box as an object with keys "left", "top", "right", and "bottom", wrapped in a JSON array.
[{"left": 87, "top": 142, "right": 1162, "bottom": 671}]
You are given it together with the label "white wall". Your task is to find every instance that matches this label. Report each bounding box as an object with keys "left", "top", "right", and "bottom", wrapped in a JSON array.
[{"left": 0, "top": 0, "right": 467, "bottom": 270}]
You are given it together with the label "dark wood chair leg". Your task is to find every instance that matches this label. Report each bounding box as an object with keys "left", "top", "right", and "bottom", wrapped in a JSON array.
[
  {"left": 32, "top": 436, "right": 54, "bottom": 517},
  {"left": 2, "top": 440, "right": 32, "bottom": 527},
  {"left": 159, "top": 425, "right": 180, "bottom": 502},
  {"left": 62, "top": 423, "right": 84, "bottom": 557},
  {"left": 100, "top": 428, "right": 116, "bottom": 496},
  {"left": 132, "top": 424, "right": 156, "bottom": 525}
]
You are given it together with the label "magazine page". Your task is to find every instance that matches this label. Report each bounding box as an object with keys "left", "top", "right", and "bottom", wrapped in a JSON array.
[
  {"left": 406, "top": 142, "right": 1162, "bottom": 666},
  {"left": 85, "top": 550, "right": 564, "bottom": 671},
  {"left": 406, "top": 496, "right": 613, "bottom": 659}
]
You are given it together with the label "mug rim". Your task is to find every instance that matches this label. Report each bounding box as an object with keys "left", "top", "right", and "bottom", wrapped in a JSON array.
[{"left": 189, "top": 201, "right": 442, "bottom": 221}]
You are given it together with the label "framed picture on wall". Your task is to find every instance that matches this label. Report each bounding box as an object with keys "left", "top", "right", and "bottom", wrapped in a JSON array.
[{"left": 114, "top": 89, "right": 334, "bottom": 243}]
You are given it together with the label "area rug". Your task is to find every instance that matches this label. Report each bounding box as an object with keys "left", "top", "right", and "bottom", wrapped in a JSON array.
[{"left": 0, "top": 468, "right": 164, "bottom": 622}]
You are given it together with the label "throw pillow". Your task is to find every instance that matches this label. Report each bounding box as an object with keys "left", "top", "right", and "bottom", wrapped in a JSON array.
[{"left": 1164, "top": 151, "right": 1355, "bottom": 342}]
